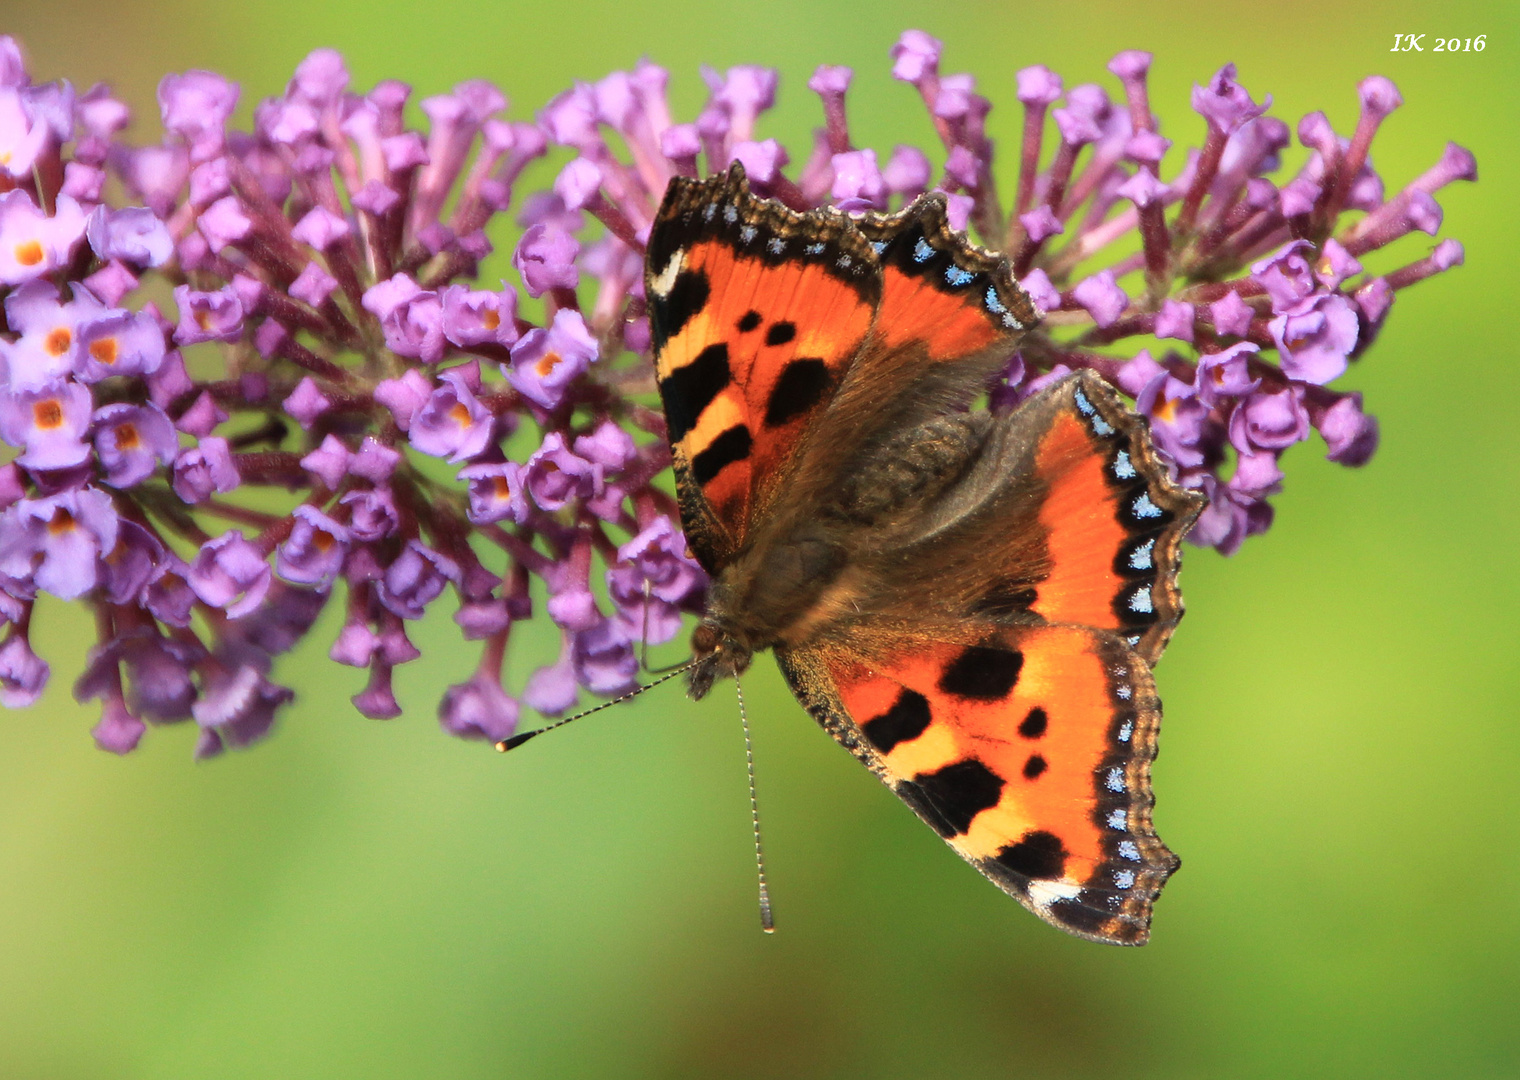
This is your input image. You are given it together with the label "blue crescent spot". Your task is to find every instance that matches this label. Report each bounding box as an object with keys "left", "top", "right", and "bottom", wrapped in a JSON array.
[
  {"left": 1113, "top": 869, "right": 1136, "bottom": 889},
  {"left": 1128, "top": 538, "right": 1155, "bottom": 570},
  {"left": 804, "top": 242, "right": 825, "bottom": 255},
  {"left": 723, "top": 205, "right": 739, "bottom": 223},
  {"left": 702, "top": 204, "right": 717, "bottom": 220},
  {"left": 1112, "top": 450, "right": 1137, "bottom": 480},
  {"left": 1116, "top": 684, "right": 1133, "bottom": 700},
  {"left": 985, "top": 286, "right": 1006, "bottom": 314},
  {"left": 1073, "top": 388, "right": 1095, "bottom": 415},
  {"left": 1091, "top": 414, "right": 1115, "bottom": 436},
  {"left": 1106, "top": 767, "right": 1126, "bottom": 792},
  {"left": 1118, "top": 720, "right": 1133, "bottom": 742},
  {"left": 1106, "top": 809, "right": 1128, "bottom": 831},
  {"left": 766, "top": 237, "right": 785, "bottom": 254},
  {"left": 1001, "top": 312, "right": 1023, "bottom": 330},
  {"left": 1128, "top": 586, "right": 1154, "bottom": 614},
  {"left": 871, "top": 240, "right": 888, "bottom": 254},
  {"left": 1132, "top": 493, "right": 1162, "bottom": 519},
  {"left": 913, "top": 237, "right": 935, "bottom": 263},
  {"left": 944, "top": 265, "right": 975, "bottom": 287},
  {"left": 738, "top": 225, "right": 757, "bottom": 244},
  {"left": 1117, "top": 840, "right": 1141, "bottom": 862}
]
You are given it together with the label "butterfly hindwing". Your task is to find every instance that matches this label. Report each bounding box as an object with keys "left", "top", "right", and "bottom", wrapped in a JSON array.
[{"left": 778, "top": 623, "right": 1173, "bottom": 944}]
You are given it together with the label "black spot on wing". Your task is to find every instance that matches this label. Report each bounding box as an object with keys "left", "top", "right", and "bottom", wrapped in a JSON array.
[
  {"left": 690, "top": 424, "right": 751, "bottom": 486},
  {"left": 764, "top": 320, "right": 796, "bottom": 346},
  {"left": 1018, "top": 707, "right": 1048, "bottom": 739},
  {"left": 650, "top": 268, "right": 710, "bottom": 351},
  {"left": 1022, "top": 754, "right": 1048, "bottom": 780},
  {"left": 861, "top": 688, "right": 932, "bottom": 755},
  {"left": 938, "top": 643, "right": 1023, "bottom": 701},
  {"left": 659, "top": 342, "right": 729, "bottom": 444},
  {"left": 737, "top": 310, "right": 761, "bottom": 333},
  {"left": 906, "top": 759, "right": 1005, "bottom": 837},
  {"left": 994, "top": 830, "right": 1068, "bottom": 880},
  {"left": 763, "top": 358, "right": 831, "bottom": 428}
]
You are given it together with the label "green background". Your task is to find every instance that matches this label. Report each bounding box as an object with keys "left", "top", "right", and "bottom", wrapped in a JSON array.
[{"left": 3, "top": 0, "right": 1516, "bottom": 1077}]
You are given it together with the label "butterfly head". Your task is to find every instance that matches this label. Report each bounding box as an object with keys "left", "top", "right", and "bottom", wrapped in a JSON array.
[{"left": 686, "top": 621, "right": 753, "bottom": 700}]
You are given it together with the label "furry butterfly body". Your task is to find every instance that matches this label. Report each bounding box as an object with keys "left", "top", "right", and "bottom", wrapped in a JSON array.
[{"left": 646, "top": 165, "right": 1202, "bottom": 945}]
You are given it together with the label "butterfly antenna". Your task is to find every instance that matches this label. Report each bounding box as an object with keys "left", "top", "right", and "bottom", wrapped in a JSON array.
[
  {"left": 734, "top": 674, "right": 776, "bottom": 934},
  {"left": 495, "top": 662, "right": 695, "bottom": 752},
  {"left": 636, "top": 580, "right": 690, "bottom": 675}
]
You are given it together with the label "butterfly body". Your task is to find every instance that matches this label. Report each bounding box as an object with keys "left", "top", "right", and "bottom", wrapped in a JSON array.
[{"left": 647, "top": 165, "right": 1202, "bottom": 944}]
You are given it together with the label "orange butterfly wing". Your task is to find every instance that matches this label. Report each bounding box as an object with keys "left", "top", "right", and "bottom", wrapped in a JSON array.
[
  {"left": 646, "top": 167, "right": 878, "bottom": 570},
  {"left": 780, "top": 625, "right": 1172, "bottom": 944}
]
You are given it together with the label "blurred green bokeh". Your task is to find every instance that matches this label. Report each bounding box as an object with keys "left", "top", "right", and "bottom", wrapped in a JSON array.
[{"left": 2, "top": 1, "right": 1516, "bottom": 1077}]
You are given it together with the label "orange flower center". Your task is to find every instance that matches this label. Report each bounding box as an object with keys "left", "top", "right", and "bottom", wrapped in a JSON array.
[
  {"left": 14, "top": 239, "right": 43, "bottom": 267},
  {"left": 90, "top": 337, "right": 119, "bottom": 365},
  {"left": 33, "top": 399, "right": 63, "bottom": 429},
  {"left": 44, "top": 328, "right": 72, "bottom": 356},
  {"left": 47, "top": 508, "right": 76, "bottom": 535},
  {"left": 482, "top": 310, "right": 500, "bottom": 330},
  {"left": 534, "top": 351, "right": 563, "bottom": 378},
  {"left": 449, "top": 402, "right": 472, "bottom": 426},
  {"left": 114, "top": 422, "right": 140, "bottom": 450}
]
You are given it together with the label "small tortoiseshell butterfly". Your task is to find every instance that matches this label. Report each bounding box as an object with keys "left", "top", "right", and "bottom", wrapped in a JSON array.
[{"left": 645, "top": 164, "right": 1203, "bottom": 945}]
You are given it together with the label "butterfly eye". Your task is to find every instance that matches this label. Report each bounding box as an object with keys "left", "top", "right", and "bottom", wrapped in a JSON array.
[{"left": 691, "top": 622, "right": 721, "bottom": 655}]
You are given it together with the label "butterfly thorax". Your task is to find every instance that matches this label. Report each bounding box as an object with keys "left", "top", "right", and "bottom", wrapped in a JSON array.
[{"left": 686, "top": 528, "right": 851, "bottom": 700}]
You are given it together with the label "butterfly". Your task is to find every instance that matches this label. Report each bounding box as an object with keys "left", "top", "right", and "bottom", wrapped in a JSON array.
[{"left": 643, "top": 163, "right": 1203, "bottom": 945}]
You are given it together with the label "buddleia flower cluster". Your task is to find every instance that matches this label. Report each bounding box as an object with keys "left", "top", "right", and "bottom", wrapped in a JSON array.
[{"left": 0, "top": 31, "right": 1470, "bottom": 755}]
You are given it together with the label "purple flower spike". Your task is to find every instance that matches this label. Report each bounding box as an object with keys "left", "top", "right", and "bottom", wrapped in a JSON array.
[
  {"left": 508, "top": 308, "right": 598, "bottom": 409},
  {"left": 188, "top": 530, "right": 272, "bottom": 618},
  {"left": 0, "top": 39, "right": 1470, "bottom": 744}
]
